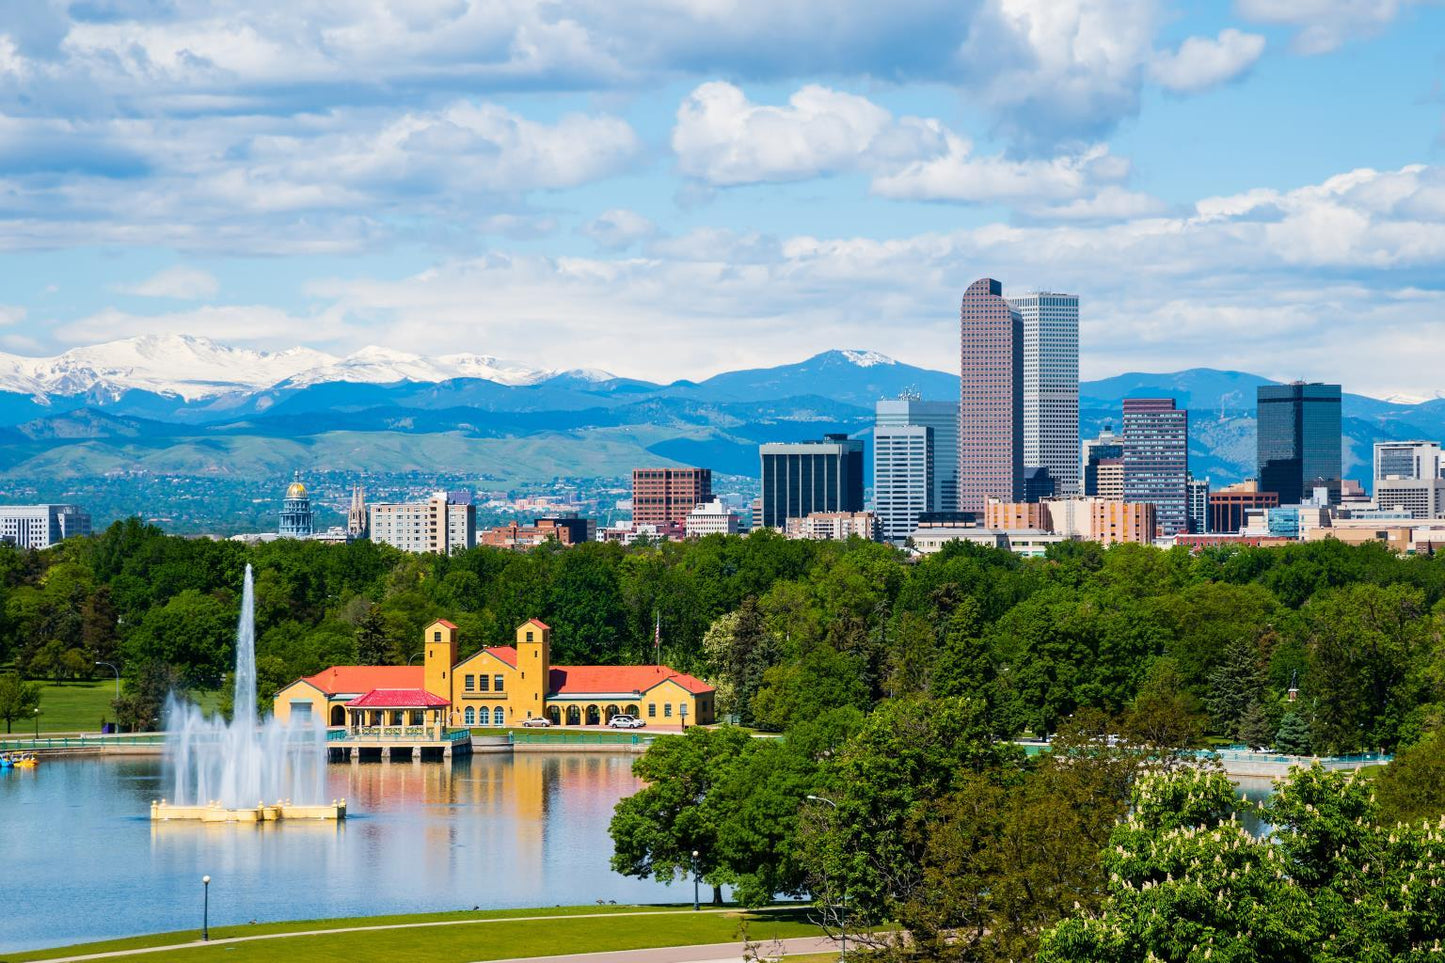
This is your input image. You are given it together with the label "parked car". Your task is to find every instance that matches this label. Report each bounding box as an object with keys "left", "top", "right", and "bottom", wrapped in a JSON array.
[
  {"left": 521, "top": 716, "right": 551, "bottom": 728},
  {"left": 609, "top": 715, "right": 645, "bottom": 729}
]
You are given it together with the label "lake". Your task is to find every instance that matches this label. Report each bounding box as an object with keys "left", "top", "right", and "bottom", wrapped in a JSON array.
[{"left": 0, "top": 753, "right": 683, "bottom": 954}]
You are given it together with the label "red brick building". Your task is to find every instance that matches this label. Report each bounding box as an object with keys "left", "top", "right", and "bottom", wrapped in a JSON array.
[{"left": 631, "top": 467, "right": 712, "bottom": 527}]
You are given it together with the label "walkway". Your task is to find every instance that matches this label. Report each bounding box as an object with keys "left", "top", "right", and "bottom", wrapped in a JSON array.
[
  {"left": 21, "top": 908, "right": 832, "bottom": 963},
  {"left": 475, "top": 936, "right": 837, "bottom": 963}
]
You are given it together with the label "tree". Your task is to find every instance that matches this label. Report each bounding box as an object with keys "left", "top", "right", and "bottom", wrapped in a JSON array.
[
  {"left": 701, "top": 599, "right": 776, "bottom": 725},
  {"left": 1120, "top": 658, "right": 1204, "bottom": 754},
  {"left": 112, "top": 661, "right": 184, "bottom": 733},
  {"left": 1374, "top": 730, "right": 1445, "bottom": 824},
  {"left": 1238, "top": 699, "right": 1275, "bottom": 749},
  {"left": 1206, "top": 635, "right": 1268, "bottom": 740},
  {"left": 0, "top": 673, "right": 40, "bottom": 733},
  {"left": 609, "top": 726, "right": 757, "bottom": 904},
  {"left": 355, "top": 604, "right": 391, "bottom": 665},
  {"left": 1039, "top": 765, "right": 1445, "bottom": 962},
  {"left": 1275, "top": 711, "right": 1312, "bottom": 755}
]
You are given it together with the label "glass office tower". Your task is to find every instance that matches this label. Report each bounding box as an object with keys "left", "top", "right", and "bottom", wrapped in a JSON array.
[
  {"left": 758, "top": 434, "right": 865, "bottom": 529},
  {"left": 1256, "top": 383, "right": 1342, "bottom": 504}
]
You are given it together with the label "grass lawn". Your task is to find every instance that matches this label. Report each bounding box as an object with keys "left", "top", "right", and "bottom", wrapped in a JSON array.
[
  {"left": 19, "top": 904, "right": 825, "bottom": 963},
  {"left": 5, "top": 681, "right": 224, "bottom": 735}
]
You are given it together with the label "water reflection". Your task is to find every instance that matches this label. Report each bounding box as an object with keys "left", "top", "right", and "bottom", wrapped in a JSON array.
[{"left": 0, "top": 753, "right": 679, "bottom": 954}]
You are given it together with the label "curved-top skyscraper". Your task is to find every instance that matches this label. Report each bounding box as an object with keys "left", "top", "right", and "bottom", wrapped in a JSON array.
[{"left": 958, "top": 278, "right": 1023, "bottom": 513}]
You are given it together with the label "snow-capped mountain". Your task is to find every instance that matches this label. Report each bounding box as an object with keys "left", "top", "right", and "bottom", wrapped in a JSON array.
[{"left": 0, "top": 336, "right": 615, "bottom": 401}]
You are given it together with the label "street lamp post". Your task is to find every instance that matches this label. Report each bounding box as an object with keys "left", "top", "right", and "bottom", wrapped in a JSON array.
[
  {"left": 806, "top": 794, "right": 846, "bottom": 962},
  {"left": 692, "top": 850, "right": 700, "bottom": 911},
  {"left": 96, "top": 661, "right": 120, "bottom": 703},
  {"left": 202, "top": 876, "right": 211, "bottom": 941},
  {"left": 33, "top": 707, "right": 40, "bottom": 738}
]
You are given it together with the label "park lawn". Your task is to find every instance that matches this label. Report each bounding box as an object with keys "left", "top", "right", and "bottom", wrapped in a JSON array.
[
  {"left": 9, "top": 682, "right": 228, "bottom": 735},
  {"left": 19, "top": 905, "right": 823, "bottom": 963}
]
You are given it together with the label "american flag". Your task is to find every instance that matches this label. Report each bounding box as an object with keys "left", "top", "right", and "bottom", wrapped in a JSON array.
[{"left": 653, "top": 611, "right": 661, "bottom": 665}]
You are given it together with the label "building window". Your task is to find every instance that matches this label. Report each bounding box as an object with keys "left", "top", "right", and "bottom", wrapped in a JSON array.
[
  {"left": 648, "top": 704, "right": 656, "bottom": 718},
  {"left": 493, "top": 706, "right": 505, "bottom": 726},
  {"left": 434, "top": 630, "right": 441, "bottom": 642},
  {"left": 464, "top": 706, "right": 475, "bottom": 725},
  {"left": 479, "top": 675, "right": 490, "bottom": 692},
  {"left": 465, "top": 675, "right": 474, "bottom": 692},
  {"left": 526, "top": 631, "right": 534, "bottom": 642},
  {"left": 664, "top": 704, "right": 672, "bottom": 718},
  {"left": 494, "top": 674, "right": 504, "bottom": 692}
]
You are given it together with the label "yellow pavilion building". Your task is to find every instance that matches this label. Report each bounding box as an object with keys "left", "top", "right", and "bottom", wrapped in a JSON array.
[{"left": 273, "top": 618, "right": 716, "bottom": 730}]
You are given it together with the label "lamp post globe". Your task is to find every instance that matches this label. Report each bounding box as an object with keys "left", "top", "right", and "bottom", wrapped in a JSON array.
[{"left": 202, "top": 876, "right": 211, "bottom": 941}]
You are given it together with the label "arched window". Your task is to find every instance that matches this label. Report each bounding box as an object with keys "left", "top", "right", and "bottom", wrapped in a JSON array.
[
  {"left": 566, "top": 705, "right": 581, "bottom": 725},
  {"left": 493, "top": 706, "right": 505, "bottom": 726},
  {"left": 586, "top": 705, "right": 600, "bottom": 726},
  {"left": 464, "top": 706, "right": 475, "bottom": 725}
]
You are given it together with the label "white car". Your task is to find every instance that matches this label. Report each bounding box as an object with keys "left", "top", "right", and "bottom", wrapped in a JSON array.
[
  {"left": 608, "top": 715, "right": 645, "bottom": 729},
  {"left": 521, "top": 716, "right": 551, "bottom": 728}
]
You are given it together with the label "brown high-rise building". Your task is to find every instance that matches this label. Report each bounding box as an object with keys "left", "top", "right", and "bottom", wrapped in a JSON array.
[
  {"left": 632, "top": 467, "right": 712, "bottom": 527},
  {"left": 958, "top": 278, "right": 1023, "bottom": 512}
]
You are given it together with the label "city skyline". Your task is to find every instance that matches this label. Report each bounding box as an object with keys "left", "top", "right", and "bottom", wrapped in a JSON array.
[{"left": 0, "top": 5, "right": 1443, "bottom": 397}]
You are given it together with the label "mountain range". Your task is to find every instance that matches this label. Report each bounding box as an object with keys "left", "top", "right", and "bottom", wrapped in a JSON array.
[{"left": 2, "top": 335, "right": 1443, "bottom": 489}]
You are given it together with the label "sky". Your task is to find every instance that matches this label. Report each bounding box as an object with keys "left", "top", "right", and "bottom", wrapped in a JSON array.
[{"left": 1, "top": 1, "right": 1445, "bottom": 398}]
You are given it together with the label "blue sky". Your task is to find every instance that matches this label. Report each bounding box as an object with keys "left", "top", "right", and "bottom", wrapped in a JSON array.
[{"left": 1, "top": 0, "right": 1444, "bottom": 397}]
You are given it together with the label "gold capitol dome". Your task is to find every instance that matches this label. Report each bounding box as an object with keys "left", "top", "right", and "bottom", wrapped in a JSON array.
[{"left": 286, "top": 473, "right": 308, "bottom": 499}]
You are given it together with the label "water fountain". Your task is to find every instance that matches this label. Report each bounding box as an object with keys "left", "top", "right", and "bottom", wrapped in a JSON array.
[{"left": 151, "top": 565, "right": 345, "bottom": 822}]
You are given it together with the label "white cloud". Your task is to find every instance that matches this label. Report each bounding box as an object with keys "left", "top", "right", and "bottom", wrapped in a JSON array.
[
  {"left": 578, "top": 209, "right": 657, "bottom": 251},
  {"left": 672, "top": 82, "right": 941, "bottom": 185},
  {"left": 0, "top": 304, "right": 25, "bottom": 326},
  {"left": 1150, "top": 28, "right": 1266, "bottom": 92},
  {"left": 1235, "top": 0, "right": 1423, "bottom": 54},
  {"left": 116, "top": 265, "right": 219, "bottom": 299},
  {"left": 268, "top": 162, "right": 1445, "bottom": 399}
]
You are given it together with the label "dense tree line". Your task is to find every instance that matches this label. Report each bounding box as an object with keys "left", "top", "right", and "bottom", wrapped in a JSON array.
[{"left": 1, "top": 519, "right": 1445, "bottom": 750}]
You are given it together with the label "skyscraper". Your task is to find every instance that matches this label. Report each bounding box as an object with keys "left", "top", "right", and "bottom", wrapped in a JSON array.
[
  {"left": 1082, "top": 423, "right": 1124, "bottom": 497},
  {"left": 874, "top": 425, "right": 931, "bottom": 544},
  {"left": 1373, "top": 441, "right": 1441, "bottom": 484},
  {"left": 1186, "top": 473, "right": 1210, "bottom": 534},
  {"left": 958, "top": 277, "right": 1023, "bottom": 512},
  {"left": 1256, "top": 383, "right": 1342, "bottom": 504},
  {"left": 1123, "top": 398, "right": 1189, "bottom": 537},
  {"left": 632, "top": 467, "right": 712, "bottom": 528},
  {"left": 1009, "top": 291, "right": 1080, "bottom": 496},
  {"left": 872, "top": 396, "right": 953, "bottom": 540},
  {"left": 759, "top": 434, "right": 865, "bottom": 529}
]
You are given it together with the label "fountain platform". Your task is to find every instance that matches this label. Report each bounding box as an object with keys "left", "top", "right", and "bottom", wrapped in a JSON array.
[{"left": 151, "top": 798, "right": 346, "bottom": 822}]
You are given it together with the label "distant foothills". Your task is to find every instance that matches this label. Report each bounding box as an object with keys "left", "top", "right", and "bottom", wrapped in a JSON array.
[{"left": 1, "top": 335, "right": 1444, "bottom": 495}]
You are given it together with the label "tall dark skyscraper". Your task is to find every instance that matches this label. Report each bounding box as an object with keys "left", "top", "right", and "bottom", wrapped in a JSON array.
[
  {"left": 1256, "top": 383, "right": 1342, "bottom": 504},
  {"left": 1123, "top": 398, "right": 1189, "bottom": 538},
  {"left": 958, "top": 277, "right": 1023, "bottom": 513},
  {"left": 758, "top": 434, "right": 865, "bottom": 528}
]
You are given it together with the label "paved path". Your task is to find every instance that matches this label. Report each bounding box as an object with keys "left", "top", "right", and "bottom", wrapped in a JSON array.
[
  {"left": 20, "top": 908, "right": 831, "bottom": 963},
  {"left": 472, "top": 936, "right": 838, "bottom": 963}
]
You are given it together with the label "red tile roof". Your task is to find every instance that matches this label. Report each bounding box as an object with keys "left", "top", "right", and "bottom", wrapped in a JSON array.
[
  {"left": 548, "top": 665, "right": 714, "bottom": 697},
  {"left": 484, "top": 646, "right": 518, "bottom": 668},
  {"left": 433, "top": 619, "right": 459, "bottom": 629},
  {"left": 526, "top": 618, "right": 550, "bottom": 630},
  {"left": 346, "top": 688, "right": 451, "bottom": 709},
  {"left": 301, "top": 666, "right": 423, "bottom": 695}
]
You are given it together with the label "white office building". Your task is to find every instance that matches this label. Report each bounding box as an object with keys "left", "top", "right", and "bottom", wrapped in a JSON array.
[
  {"left": 876, "top": 398, "right": 959, "bottom": 512},
  {"left": 0, "top": 504, "right": 91, "bottom": 549},
  {"left": 368, "top": 492, "right": 476, "bottom": 554},
  {"left": 1374, "top": 441, "right": 1442, "bottom": 484},
  {"left": 874, "top": 424, "right": 931, "bottom": 543},
  {"left": 685, "top": 500, "right": 741, "bottom": 537},
  {"left": 1009, "top": 292, "right": 1080, "bottom": 496}
]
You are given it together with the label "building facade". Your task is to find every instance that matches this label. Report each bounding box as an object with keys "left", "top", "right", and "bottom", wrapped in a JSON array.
[
  {"left": 1008, "top": 291, "right": 1080, "bottom": 496},
  {"left": 785, "top": 511, "right": 880, "bottom": 541},
  {"left": 1257, "top": 383, "right": 1342, "bottom": 504},
  {"left": 1091, "top": 500, "right": 1158, "bottom": 546},
  {"left": 875, "top": 397, "right": 959, "bottom": 513},
  {"left": 874, "top": 424, "right": 931, "bottom": 543},
  {"left": 274, "top": 618, "right": 716, "bottom": 730},
  {"left": 631, "top": 468, "right": 712, "bottom": 528},
  {"left": 0, "top": 504, "right": 91, "bottom": 549},
  {"left": 346, "top": 486, "right": 368, "bottom": 539},
  {"left": 1209, "top": 484, "right": 1280, "bottom": 534},
  {"left": 685, "top": 500, "right": 741, "bottom": 536},
  {"left": 759, "top": 434, "right": 865, "bottom": 529},
  {"left": 1374, "top": 441, "right": 1442, "bottom": 485},
  {"left": 1375, "top": 479, "right": 1445, "bottom": 519},
  {"left": 985, "top": 499, "right": 1051, "bottom": 531},
  {"left": 1187, "top": 473, "right": 1210, "bottom": 534},
  {"left": 481, "top": 515, "right": 592, "bottom": 549},
  {"left": 958, "top": 278, "right": 1023, "bottom": 512},
  {"left": 278, "top": 476, "right": 314, "bottom": 538},
  {"left": 1082, "top": 424, "right": 1124, "bottom": 497},
  {"left": 369, "top": 492, "right": 476, "bottom": 554},
  {"left": 1123, "top": 398, "right": 1189, "bottom": 537}
]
